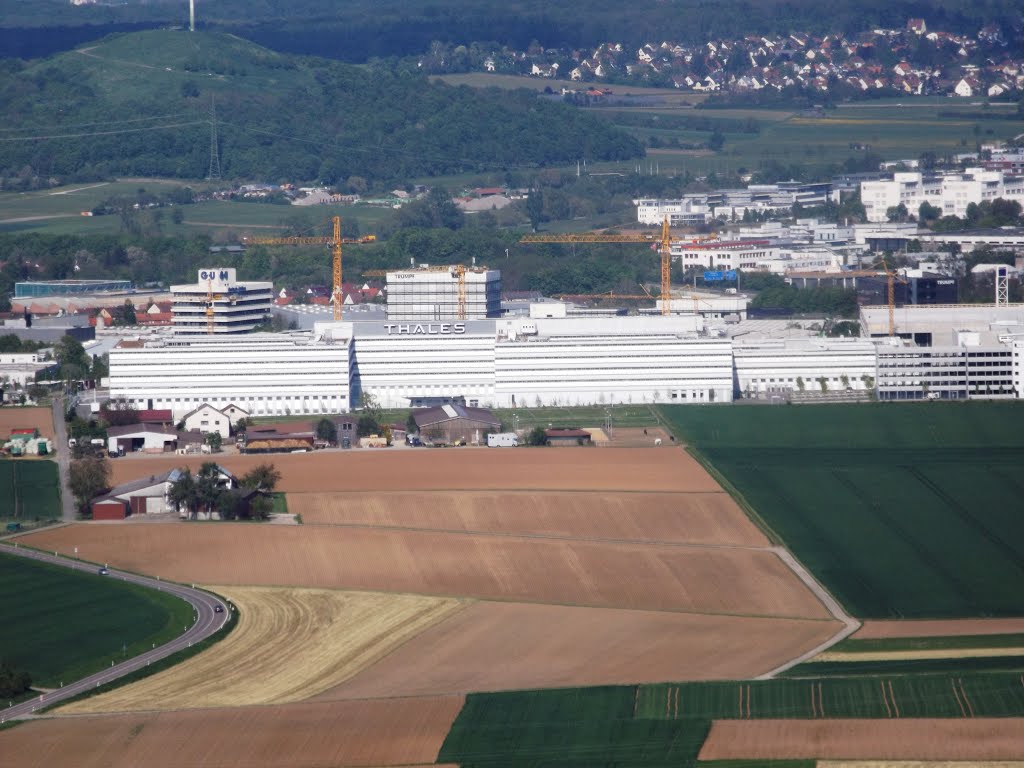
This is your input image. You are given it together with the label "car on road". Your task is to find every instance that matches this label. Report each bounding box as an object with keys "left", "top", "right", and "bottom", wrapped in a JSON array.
[
  {"left": 214, "top": 605, "right": 224, "bottom": 613},
  {"left": 97, "top": 567, "right": 109, "bottom": 575}
]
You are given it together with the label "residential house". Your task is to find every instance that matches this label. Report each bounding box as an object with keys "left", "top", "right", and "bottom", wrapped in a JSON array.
[{"left": 183, "top": 403, "right": 232, "bottom": 440}]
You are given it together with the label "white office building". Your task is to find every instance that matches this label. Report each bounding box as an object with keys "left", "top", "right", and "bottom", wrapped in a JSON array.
[
  {"left": 635, "top": 198, "right": 711, "bottom": 226},
  {"left": 876, "top": 338, "right": 1016, "bottom": 401},
  {"left": 671, "top": 240, "right": 778, "bottom": 271},
  {"left": 109, "top": 332, "right": 352, "bottom": 417},
  {"left": 733, "top": 338, "right": 878, "bottom": 397},
  {"left": 861, "top": 169, "right": 1024, "bottom": 223},
  {"left": 172, "top": 268, "right": 273, "bottom": 334},
  {"left": 385, "top": 267, "right": 501, "bottom": 321}
]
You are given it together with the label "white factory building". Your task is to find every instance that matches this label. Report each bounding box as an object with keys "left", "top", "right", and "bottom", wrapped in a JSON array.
[
  {"left": 109, "top": 332, "right": 352, "bottom": 416},
  {"left": 171, "top": 268, "right": 273, "bottom": 334},
  {"left": 384, "top": 266, "right": 501, "bottom": 321},
  {"left": 860, "top": 169, "right": 1024, "bottom": 223},
  {"left": 671, "top": 240, "right": 778, "bottom": 271}
]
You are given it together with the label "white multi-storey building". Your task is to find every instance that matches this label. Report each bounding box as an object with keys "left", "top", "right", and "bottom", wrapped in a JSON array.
[
  {"left": 385, "top": 267, "right": 501, "bottom": 321},
  {"left": 671, "top": 240, "right": 778, "bottom": 271},
  {"left": 109, "top": 332, "right": 352, "bottom": 417},
  {"left": 733, "top": 338, "right": 878, "bottom": 396},
  {"left": 861, "top": 169, "right": 1024, "bottom": 223},
  {"left": 876, "top": 340, "right": 1016, "bottom": 400},
  {"left": 634, "top": 198, "right": 711, "bottom": 226},
  {"left": 171, "top": 268, "right": 273, "bottom": 334}
]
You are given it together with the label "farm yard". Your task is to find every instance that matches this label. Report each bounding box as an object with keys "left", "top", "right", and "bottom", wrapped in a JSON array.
[{"left": 660, "top": 402, "right": 1024, "bottom": 619}]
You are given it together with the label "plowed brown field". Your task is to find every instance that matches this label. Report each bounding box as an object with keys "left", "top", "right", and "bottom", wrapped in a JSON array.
[
  {"left": 316, "top": 601, "right": 839, "bottom": 698},
  {"left": 857, "top": 619, "right": 1024, "bottom": 639},
  {"left": 108, "top": 446, "right": 719, "bottom": 492},
  {"left": 19, "top": 524, "right": 829, "bottom": 619},
  {"left": 0, "top": 406, "right": 54, "bottom": 439},
  {"left": 290, "top": 490, "right": 767, "bottom": 547},
  {"left": 0, "top": 696, "right": 463, "bottom": 768},
  {"left": 59, "top": 587, "right": 464, "bottom": 713},
  {"left": 698, "top": 719, "right": 1024, "bottom": 760}
]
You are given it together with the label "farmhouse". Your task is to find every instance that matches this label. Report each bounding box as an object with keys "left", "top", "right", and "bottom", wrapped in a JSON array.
[
  {"left": 183, "top": 404, "right": 233, "bottom": 440},
  {"left": 413, "top": 404, "right": 501, "bottom": 445}
]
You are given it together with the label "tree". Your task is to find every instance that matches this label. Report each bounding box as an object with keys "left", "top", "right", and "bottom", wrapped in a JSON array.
[
  {"left": 357, "top": 414, "right": 380, "bottom": 437},
  {"left": 54, "top": 334, "right": 89, "bottom": 370},
  {"left": 195, "top": 462, "right": 225, "bottom": 518},
  {"left": 405, "top": 411, "right": 418, "bottom": 436},
  {"left": 239, "top": 463, "right": 281, "bottom": 493},
  {"left": 525, "top": 426, "right": 547, "bottom": 446},
  {"left": 69, "top": 456, "right": 111, "bottom": 516},
  {"left": 315, "top": 418, "right": 337, "bottom": 445},
  {"left": 117, "top": 299, "right": 137, "bottom": 326},
  {"left": 817, "top": 377, "right": 828, "bottom": 392},
  {"left": 796, "top": 376, "right": 805, "bottom": 391},
  {"left": 0, "top": 659, "right": 31, "bottom": 698},
  {"left": 205, "top": 432, "right": 222, "bottom": 452},
  {"left": 525, "top": 189, "right": 545, "bottom": 232},
  {"left": 168, "top": 468, "right": 198, "bottom": 518}
]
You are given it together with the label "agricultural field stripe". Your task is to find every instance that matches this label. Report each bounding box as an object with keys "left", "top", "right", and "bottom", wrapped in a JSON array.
[
  {"left": 888, "top": 680, "right": 900, "bottom": 718},
  {"left": 952, "top": 679, "right": 967, "bottom": 717},
  {"left": 881, "top": 680, "right": 893, "bottom": 718}
]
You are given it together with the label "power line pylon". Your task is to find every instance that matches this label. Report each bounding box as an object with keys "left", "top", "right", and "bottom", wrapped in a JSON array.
[{"left": 207, "top": 95, "right": 221, "bottom": 180}]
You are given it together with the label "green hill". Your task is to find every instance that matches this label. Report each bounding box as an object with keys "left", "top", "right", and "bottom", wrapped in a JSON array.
[{"left": 0, "top": 29, "right": 642, "bottom": 185}]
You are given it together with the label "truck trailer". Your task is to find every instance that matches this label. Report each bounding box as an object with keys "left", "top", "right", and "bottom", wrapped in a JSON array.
[{"left": 487, "top": 432, "right": 518, "bottom": 447}]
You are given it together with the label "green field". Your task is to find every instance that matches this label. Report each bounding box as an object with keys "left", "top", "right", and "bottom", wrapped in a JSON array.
[
  {"left": 440, "top": 672, "right": 1024, "bottom": 765},
  {"left": 0, "top": 550, "right": 194, "bottom": 687},
  {"left": 0, "top": 460, "right": 60, "bottom": 521},
  {"left": 658, "top": 402, "right": 1024, "bottom": 619}
]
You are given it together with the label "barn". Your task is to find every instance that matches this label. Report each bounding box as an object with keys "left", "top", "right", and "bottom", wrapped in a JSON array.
[
  {"left": 544, "top": 428, "right": 592, "bottom": 446},
  {"left": 90, "top": 471, "right": 177, "bottom": 520},
  {"left": 412, "top": 404, "right": 501, "bottom": 446}
]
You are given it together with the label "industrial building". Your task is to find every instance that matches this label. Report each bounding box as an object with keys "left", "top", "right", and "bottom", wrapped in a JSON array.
[
  {"left": 733, "top": 338, "right": 878, "bottom": 397},
  {"left": 15, "top": 279, "right": 132, "bottom": 298},
  {"left": 861, "top": 169, "right": 1024, "bottom": 223},
  {"left": 384, "top": 266, "right": 501, "bottom": 321},
  {"left": 171, "top": 269, "right": 273, "bottom": 334}
]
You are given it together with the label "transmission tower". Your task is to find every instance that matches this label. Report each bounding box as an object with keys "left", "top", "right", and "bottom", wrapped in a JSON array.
[{"left": 207, "top": 95, "right": 221, "bottom": 179}]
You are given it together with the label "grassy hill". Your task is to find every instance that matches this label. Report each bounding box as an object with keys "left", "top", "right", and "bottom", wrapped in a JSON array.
[{"left": 0, "top": 29, "right": 642, "bottom": 186}]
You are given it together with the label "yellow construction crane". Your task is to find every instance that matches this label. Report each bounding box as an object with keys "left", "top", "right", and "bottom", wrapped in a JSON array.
[
  {"left": 879, "top": 256, "right": 908, "bottom": 337},
  {"left": 363, "top": 264, "right": 476, "bottom": 320},
  {"left": 520, "top": 217, "right": 713, "bottom": 316},
  {"left": 244, "top": 216, "right": 376, "bottom": 321}
]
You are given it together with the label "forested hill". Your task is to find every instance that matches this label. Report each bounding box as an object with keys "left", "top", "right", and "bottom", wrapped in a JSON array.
[{"left": 0, "top": 30, "right": 642, "bottom": 185}]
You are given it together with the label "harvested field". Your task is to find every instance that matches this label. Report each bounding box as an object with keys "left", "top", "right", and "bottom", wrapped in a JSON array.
[
  {"left": 0, "top": 696, "right": 464, "bottom": 768},
  {"left": 289, "top": 490, "right": 767, "bottom": 547},
  {"left": 19, "top": 524, "right": 830, "bottom": 618},
  {"left": 108, "top": 446, "right": 718, "bottom": 493},
  {"left": 318, "top": 601, "right": 839, "bottom": 699},
  {"left": 815, "top": 647, "right": 1024, "bottom": 663},
  {"left": 698, "top": 719, "right": 1024, "bottom": 760},
  {"left": 0, "top": 406, "right": 54, "bottom": 439},
  {"left": 858, "top": 619, "right": 1024, "bottom": 639},
  {"left": 58, "top": 587, "right": 464, "bottom": 713}
]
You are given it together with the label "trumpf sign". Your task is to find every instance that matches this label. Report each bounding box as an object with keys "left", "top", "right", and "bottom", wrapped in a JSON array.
[{"left": 384, "top": 322, "right": 466, "bottom": 335}]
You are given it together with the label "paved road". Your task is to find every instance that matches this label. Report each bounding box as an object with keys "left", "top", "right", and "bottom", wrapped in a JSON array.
[
  {"left": 51, "top": 395, "right": 76, "bottom": 522},
  {"left": 1, "top": 544, "right": 229, "bottom": 722}
]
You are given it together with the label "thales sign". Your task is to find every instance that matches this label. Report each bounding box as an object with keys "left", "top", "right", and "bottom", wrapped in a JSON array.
[{"left": 384, "top": 322, "right": 466, "bottom": 335}]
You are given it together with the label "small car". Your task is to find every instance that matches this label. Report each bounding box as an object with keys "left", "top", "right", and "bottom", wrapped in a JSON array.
[
  {"left": 97, "top": 567, "right": 109, "bottom": 576},
  {"left": 214, "top": 605, "right": 225, "bottom": 613}
]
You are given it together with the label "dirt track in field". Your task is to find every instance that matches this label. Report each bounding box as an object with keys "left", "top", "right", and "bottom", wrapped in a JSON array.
[
  {"left": 698, "top": 719, "right": 1024, "bottom": 760},
  {"left": 290, "top": 490, "right": 768, "bottom": 547},
  {"left": 108, "top": 446, "right": 721, "bottom": 492},
  {"left": 317, "top": 601, "right": 839, "bottom": 698},
  {"left": 0, "top": 696, "right": 464, "bottom": 768},
  {"left": 58, "top": 587, "right": 464, "bottom": 714},
  {"left": 0, "top": 406, "right": 54, "bottom": 439},
  {"left": 819, "top": 762, "right": 1024, "bottom": 768},
  {"left": 20, "top": 524, "right": 829, "bottom": 619},
  {"left": 857, "top": 619, "right": 1024, "bottom": 639}
]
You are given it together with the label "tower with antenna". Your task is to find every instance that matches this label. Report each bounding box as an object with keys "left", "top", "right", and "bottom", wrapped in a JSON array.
[
  {"left": 189, "top": 0, "right": 196, "bottom": 32},
  {"left": 207, "top": 95, "right": 221, "bottom": 179}
]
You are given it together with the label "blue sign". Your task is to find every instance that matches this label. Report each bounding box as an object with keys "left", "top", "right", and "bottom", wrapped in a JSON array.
[
  {"left": 704, "top": 271, "right": 724, "bottom": 282},
  {"left": 725, "top": 270, "right": 737, "bottom": 280}
]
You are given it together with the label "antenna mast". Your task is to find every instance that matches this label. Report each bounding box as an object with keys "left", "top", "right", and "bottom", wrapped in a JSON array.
[
  {"left": 189, "top": 0, "right": 196, "bottom": 32},
  {"left": 207, "top": 95, "right": 221, "bottom": 180}
]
